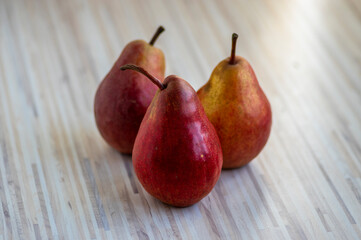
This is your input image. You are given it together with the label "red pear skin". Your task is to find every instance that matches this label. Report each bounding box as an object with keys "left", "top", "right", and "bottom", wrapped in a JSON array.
[
  {"left": 94, "top": 28, "right": 165, "bottom": 154},
  {"left": 121, "top": 65, "right": 223, "bottom": 207},
  {"left": 197, "top": 34, "right": 272, "bottom": 169}
]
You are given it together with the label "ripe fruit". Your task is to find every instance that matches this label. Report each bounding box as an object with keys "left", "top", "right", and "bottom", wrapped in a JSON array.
[
  {"left": 197, "top": 33, "right": 272, "bottom": 168},
  {"left": 121, "top": 64, "right": 223, "bottom": 207},
  {"left": 94, "top": 26, "right": 166, "bottom": 154}
]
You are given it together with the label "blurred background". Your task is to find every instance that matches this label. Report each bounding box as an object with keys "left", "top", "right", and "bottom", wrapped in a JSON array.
[{"left": 0, "top": 0, "right": 361, "bottom": 239}]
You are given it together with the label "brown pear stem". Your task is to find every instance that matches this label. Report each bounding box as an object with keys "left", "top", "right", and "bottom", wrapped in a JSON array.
[
  {"left": 229, "top": 33, "right": 238, "bottom": 64},
  {"left": 120, "top": 64, "right": 165, "bottom": 90},
  {"left": 149, "top": 26, "right": 165, "bottom": 45}
]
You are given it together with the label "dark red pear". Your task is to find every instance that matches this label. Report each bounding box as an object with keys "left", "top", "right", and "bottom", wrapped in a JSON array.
[
  {"left": 94, "top": 26, "right": 166, "bottom": 154},
  {"left": 120, "top": 64, "right": 223, "bottom": 207}
]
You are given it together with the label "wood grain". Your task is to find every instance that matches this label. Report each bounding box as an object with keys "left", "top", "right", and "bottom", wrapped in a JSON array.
[{"left": 1, "top": 0, "right": 361, "bottom": 239}]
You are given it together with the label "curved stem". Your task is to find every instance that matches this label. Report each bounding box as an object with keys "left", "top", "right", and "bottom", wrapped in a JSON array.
[
  {"left": 120, "top": 64, "right": 165, "bottom": 90},
  {"left": 149, "top": 26, "right": 165, "bottom": 45},
  {"left": 229, "top": 33, "right": 238, "bottom": 64}
]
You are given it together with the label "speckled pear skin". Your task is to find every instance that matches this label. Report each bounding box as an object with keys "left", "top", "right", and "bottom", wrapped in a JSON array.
[
  {"left": 197, "top": 56, "right": 272, "bottom": 169},
  {"left": 94, "top": 40, "right": 165, "bottom": 154},
  {"left": 133, "top": 75, "right": 223, "bottom": 207}
]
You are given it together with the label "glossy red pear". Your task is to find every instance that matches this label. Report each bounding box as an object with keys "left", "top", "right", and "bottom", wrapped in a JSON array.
[{"left": 120, "top": 64, "right": 223, "bottom": 207}]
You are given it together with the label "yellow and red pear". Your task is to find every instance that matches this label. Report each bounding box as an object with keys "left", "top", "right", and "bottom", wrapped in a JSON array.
[{"left": 197, "top": 33, "right": 272, "bottom": 169}]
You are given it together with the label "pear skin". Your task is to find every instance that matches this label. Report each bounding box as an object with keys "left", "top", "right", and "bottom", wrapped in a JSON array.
[
  {"left": 197, "top": 34, "right": 272, "bottom": 169},
  {"left": 94, "top": 27, "right": 165, "bottom": 154}
]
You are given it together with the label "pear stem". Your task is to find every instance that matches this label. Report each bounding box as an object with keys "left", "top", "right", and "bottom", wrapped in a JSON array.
[
  {"left": 149, "top": 26, "right": 165, "bottom": 46},
  {"left": 229, "top": 33, "right": 238, "bottom": 64},
  {"left": 120, "top": 64, "right": 165, "bottom": 90}
]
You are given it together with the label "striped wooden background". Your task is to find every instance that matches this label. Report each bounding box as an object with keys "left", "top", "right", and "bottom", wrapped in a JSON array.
[{"left": 1, "top": 0, "right": 361, "bottom": 239}]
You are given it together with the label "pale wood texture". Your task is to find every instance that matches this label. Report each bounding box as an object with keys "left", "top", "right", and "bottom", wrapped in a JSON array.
[{"left": 1, "top": 0, "right": 361, "bottom": 239}]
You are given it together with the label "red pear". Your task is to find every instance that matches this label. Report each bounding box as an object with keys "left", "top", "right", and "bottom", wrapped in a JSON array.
[
  {"left": 120, "top": 64, "right": 223, "bottom": 207},
  {"left": 94, "top": 26, "right": 165, "bottom": 154},
  {"left": 197, "top": 33, "right": 272, "bottom": 169}
]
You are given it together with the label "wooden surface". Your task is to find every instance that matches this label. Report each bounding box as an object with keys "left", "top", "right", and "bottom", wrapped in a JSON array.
[{"left": 1, "top": 0, "right": 361, "bottom": 239}]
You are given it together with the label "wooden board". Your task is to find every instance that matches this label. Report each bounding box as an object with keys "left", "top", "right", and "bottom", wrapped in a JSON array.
[{"left": 1, "top": 0, "right": 361, "bottom": 239}]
